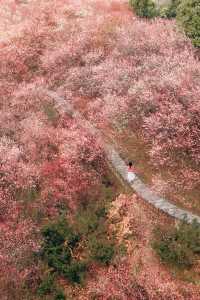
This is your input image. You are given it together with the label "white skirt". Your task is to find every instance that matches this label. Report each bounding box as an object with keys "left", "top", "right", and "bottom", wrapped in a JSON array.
[{"left": 127, "top": 172, "right": 136, "bottom": 183}]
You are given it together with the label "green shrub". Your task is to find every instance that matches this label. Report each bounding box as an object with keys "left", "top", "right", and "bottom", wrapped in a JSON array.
[
  {"left": 152, "top": 220, "right": 200, "bottom": 268},
  {"left": 40, "top": 218, "right": 87, "bottom": 285},
  {"left": 160, "top": 0, "right": 181, "bottom": 18},
  {"left": 129, "top": 0, "right": 158, "bottom": 18},
  {"left": 54, "top": 289, "right": 66, "bottom": 300},
  {"left": 40, "top": 198, "right": 117, "bottom": 286},
  {"left": 74, "top": 201, "right": 108, "bottom": 238},
  {"left": 42, "top": 218, "right": 80, "bottom": 248},
  {"left": 43, "top": 245, "right": 72, "bottom": 273},
  {"left": 37, "top": 274, "right": 66, "bottom": 299},
  {"left": 37, "top": 274, "right": 55, "bottom": 296},
  {"left": 75, "top": 210, "right": 99, "bottom": 236},
  {"left": 63, "top": 261, "right": 87, "bottom": 284},
  {"left": 95, "top": 206, "right": 107, "bottom": 219},
  {"left": 42, "top": 227, "right": 65, "bottom": 247},
  {"left": 177, "top": 0, "right": 200, "bottom": 47},
  {"left": 89, "top": 237, "right": 115, "bottom": 265}
]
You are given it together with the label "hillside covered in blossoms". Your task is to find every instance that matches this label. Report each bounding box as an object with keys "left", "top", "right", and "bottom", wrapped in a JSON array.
[{"left": 0, "top": 0, "right": 200, "bottom": 299}]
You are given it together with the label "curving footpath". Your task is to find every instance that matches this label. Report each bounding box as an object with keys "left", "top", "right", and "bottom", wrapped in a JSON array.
[
  {"left": 105, "top": 145, "right": 200, "bottom": 224},
  {"left": 42, "top": 88, "right": 200, "bottom": 224}
]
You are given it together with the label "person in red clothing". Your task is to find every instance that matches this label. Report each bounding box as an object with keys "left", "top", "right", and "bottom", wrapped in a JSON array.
[{"left": 127, "top": 161, "right": 136, "bottom": 183}]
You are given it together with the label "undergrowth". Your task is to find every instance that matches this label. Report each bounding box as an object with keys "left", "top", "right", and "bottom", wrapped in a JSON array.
[
  {"left": 152, "top": 220, "right": 200, "bottom": 269},
  {"left": 37, "top": 172, "right": 124, "bottom": 299}
]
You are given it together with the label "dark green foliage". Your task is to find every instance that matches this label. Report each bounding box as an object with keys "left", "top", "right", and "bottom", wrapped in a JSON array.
[
  {"left": 88, "top": 237, "right": 115, "bottom": 265},
  {"left": 40, "top": 186, "right": 117, "bottom": 290},
  {"left": 54, "top": 289, "right": 66, "bottom": 300},
  {"left": 73, "top": 203, "right": 114, "bottom": 265},
  {"left": 37, "top": 274, "right": 55, "bottom": 296},
  {"left": 43, "top": 245, "right": 71, "bottom": 272},
  {"left": 63, "top": 261, "right": 87, "bottom": 284},
  {"left": 95, "top": 206, "right": 107, "bottom": 219},
  {"left": 129, "top": 0, "right": 158, "bottom": 18},
  {"left": 67, "top": 233, "right": 80, "bottom": 249},
  {"left": 42, "top": 226, "right": 65, "bottom": 247},
  {"left": 74, "top": 200, "right": 108, "bottom": 239},
  {"left": 37, "top": 274, "right": 66, "bottom": 299},
  {"left": 36, "top": 172, "right": 120, "bottom": 299},
  {"left": 152, "top": 220, "right": 200, "bottom": 268},
  {"left": 167, "top": 0, "right": 181, "bottom": 17},
  {"left": 41, "top": 218, "right": 84, "bottom": 284},
  {"left": 75, "top": 210, "right": 99, "bottom": 236},
  {"left": 42, "top": 218, "right": 80, "bottom": 248},
  {"left": 160, "top": 0, "right": 181, "bottom": 18},
  {"left": 177, "top": 0, "right": 200, "bottom": 47}
]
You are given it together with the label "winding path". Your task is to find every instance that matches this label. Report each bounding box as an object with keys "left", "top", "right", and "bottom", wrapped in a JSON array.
[{"left": 42, "top": 88, "right": 200, "bottom": 224}]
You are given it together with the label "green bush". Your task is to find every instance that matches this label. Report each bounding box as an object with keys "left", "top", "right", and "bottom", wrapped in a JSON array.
[
  {"left": 89, "top": 237, "right": 115, "bottom": 265},
  {"left": 42, "top": 220, "right": 68, "bottom": 247},
  {"left": 42, "top": 218, "right": 80, "bottom": 248},
  {"left": 129, "top": 0, "right": 158, "bottom": 18},
  {"left": 152, "top": 220, "right": 200, "bottom": 268},
  {"left": 41, "top": 218, "right": 86, "bottom": 284},
  {"left": 63, "top": 261, "right": 87, "bottom": 284},
  {"left": 37, "top": 274, "right": 66, "bottom": 299},
  {"left": 95, "top": 206, "right": 107, "bottom": 219},
  {"left": 74, "top": 201, "right": 108, "bottom": 239},
  {"left": 75, "top": 210, "right": 99, "bottom": 236},
  {"left": 40, "top": 198, "right": 117, "bottom": 286},
  {"left": 160, "top": 0, "right": 181, "bottom": 18},
  {"left": 43, "top": 245, "right": 71, "bottom": 273},
  {"left": 54, "top": 289, "right": 66, "bottom": 300},
  {"left": 37, "top": 274, "right": 55, "bottom": 296},
  {"left": 177, "top": 0, "right": 200, "bottom": 47}
]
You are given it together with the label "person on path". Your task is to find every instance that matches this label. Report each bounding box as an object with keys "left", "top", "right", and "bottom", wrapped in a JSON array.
[{"left": 127, "top": 161, "right": 136, "bottom": 183}]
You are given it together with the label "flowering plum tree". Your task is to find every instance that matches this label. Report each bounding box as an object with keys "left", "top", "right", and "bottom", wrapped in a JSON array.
[{"left": 1, "top": 0, "right": 200, "bottom": 298}]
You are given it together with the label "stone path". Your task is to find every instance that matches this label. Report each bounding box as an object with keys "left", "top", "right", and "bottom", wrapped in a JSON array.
[
  {"left": 42, "top": 88, "right": 200, "bottom": 224},
  {"left": 106, "top": 145, "right": 200, "bottom": 224}
]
